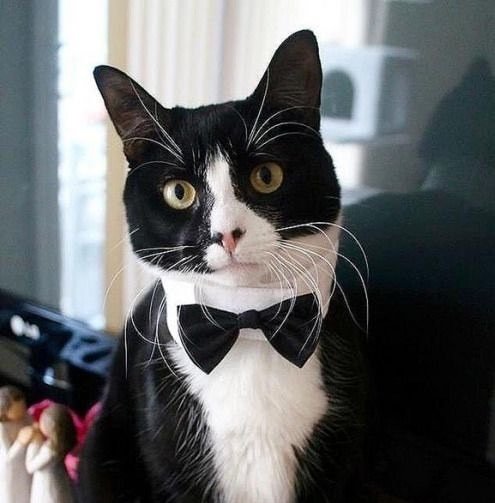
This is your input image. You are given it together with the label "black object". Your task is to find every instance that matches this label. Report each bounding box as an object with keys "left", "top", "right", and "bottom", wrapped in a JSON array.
[
  {"left": 177, "top": 293, "right": 321, "bottom": 373},
  {"left": 339, "top": 190, "right": 495, "bottom": 502},
  {"left": 0, "top": 289, "right": 115, "bottom": 414}
]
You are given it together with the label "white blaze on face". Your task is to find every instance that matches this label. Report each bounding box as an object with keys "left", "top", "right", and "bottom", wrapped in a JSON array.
[
  {"left": 165, "top": 155, "right": 341, "bottom": 503},
  {"left": 205, "top": 155, "right": 278, "bottom": 284}
]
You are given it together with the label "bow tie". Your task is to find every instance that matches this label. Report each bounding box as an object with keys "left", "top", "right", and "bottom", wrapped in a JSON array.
[{"left": 176, "top": 294, "right": 321, "bottom": 374}]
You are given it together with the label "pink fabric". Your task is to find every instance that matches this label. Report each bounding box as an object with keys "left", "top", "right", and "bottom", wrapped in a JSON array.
[{"left": 27, "top": 400, "right": 101, "bottom": 481}]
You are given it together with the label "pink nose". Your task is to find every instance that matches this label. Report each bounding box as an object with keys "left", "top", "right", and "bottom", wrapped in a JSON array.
[{"left": 211, "top": 228, "right": 245, "bottom": 253}]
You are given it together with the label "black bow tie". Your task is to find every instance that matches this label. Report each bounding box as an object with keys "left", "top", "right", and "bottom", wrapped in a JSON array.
[{"left": 176, "top": 294, "right": 321, "bottom": 374}]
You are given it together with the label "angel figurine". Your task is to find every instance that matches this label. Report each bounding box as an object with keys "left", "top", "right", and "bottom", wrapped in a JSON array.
[
  {"left": 0, "top": 385, "right": 33, "bottom": 503},
  {"left": 26, "top": 403, "right": 76, "bottom": 503}
]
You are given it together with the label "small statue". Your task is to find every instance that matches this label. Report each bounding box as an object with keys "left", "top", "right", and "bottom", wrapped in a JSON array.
[
  {"left": 0, "top": 385, "right": 33, "bottom": 503},
  {"left": 25, "top": 403, "right": 76, "bottom": 503}
]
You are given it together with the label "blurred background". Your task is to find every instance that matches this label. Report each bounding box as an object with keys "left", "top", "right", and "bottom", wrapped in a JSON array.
[
  {"left": 2, "top": 0, "right": 492, "bottom": 331},
  {"left": 1, "top": 1, "right": 494, "bottom": 501}
]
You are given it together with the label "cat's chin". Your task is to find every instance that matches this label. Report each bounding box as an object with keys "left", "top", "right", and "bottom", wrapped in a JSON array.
[
  {"left": 207, "top": 262, "right": 271, "bottom": 287},
  {"left": 160, "top": 262, "right": 273, "bottom": 288}
]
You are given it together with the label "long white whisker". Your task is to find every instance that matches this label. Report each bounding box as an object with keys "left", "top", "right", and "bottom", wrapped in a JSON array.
[
  {"left": 123, "top": 136, "right": 183, "bottom": 164},
  {"left": 275, "top": 249, "right": 323, "bottom": 353},
  {"left": 335, "top": 279, "right": 366, "bottom": 332},
  {"left": 103, "top": 247, "right": 190, "bottom": 314},
  {"left": 148, "top": 280, "right": 162, "bottom": 329},
  {"left": 291, "top": 233, "right": 366, "bottom": 333},
  {"left": 251, "top": 104, "right": 319, "bottom": 145},
  {"left": 265, "top": 262, "right": 288, "bottom": 322},
  {"left": 275, "top": 220, "right": 369, "bottom": 281},
  {"left": 128, "top": 78, "right": 183, "bottom": 159},
  {"left": 109, "top": 227, "right": 140, "bottom": 253},
  {"left": 277, "top": 258, "right": 322, "bottom": 357},
  {"left": 196, "top": 271, "right": 225, "bottom": 330},
  {"left": 134, "top": 245, "right": 196, "bottom": 254},
  {"left": 254, "top": 121, "right": 320, "bottom": 146},
  {"left": 264, "top": 251, "right": 299, "bottom": 340},
  {"left": 256, "top": 131, "right": 317, "bottom": 150},
  {"left": 289, "top": 227, "right": 368, "bottom": 334},
  {"left": 247, "top": 68, "right": 270, "bottom": 148},
  {"left": 282, "top": 239, "right": 369, "bottom": 333},
  {"left": 154, "top": 294, "right": 180, "bottom": 379},
  {"left": 223, "top": 104, "right": 248, "bottom": 143},
  {"left": 129, "top": 254, "right": 197, "bottom": 346},
  {"left": 128, "top": 160, "right": 184, "bottom": 177},
  {"left": 125, "top": 281, "right": 155, "bottom": 353},
  {"left": 278, "top": 241, "right": 338, "bottom": 333}
]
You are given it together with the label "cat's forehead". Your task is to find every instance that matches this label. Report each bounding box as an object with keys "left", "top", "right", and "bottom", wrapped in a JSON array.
[
  {"left": 169, "top": 102, "right": 250, "bottom": 171},
  {"left": 174, "top": 103, "right": 244, "bottom": 143}
]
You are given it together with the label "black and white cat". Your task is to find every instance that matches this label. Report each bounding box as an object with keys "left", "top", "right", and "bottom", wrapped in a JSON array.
[{"left": 78, "top": 30, "right": 366, "bottom": 503}]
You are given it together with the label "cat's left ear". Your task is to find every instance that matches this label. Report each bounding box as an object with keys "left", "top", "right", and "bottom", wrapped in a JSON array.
[{"left": 251, "top": 30, "right": 322, "bottom": 129}]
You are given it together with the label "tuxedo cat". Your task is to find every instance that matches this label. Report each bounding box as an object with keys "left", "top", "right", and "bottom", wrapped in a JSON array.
[{"left": 78, "top": 30, "right": 366, "bottom": 503}]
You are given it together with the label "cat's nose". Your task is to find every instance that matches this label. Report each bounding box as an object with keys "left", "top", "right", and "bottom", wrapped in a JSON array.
[{"left": 211, "top": 228, "right": 245, "bottom": 253}]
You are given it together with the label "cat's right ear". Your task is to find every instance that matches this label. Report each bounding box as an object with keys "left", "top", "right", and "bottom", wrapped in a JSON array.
[{"left": 93, "top": 65, "right": 169, "bottom": 159}]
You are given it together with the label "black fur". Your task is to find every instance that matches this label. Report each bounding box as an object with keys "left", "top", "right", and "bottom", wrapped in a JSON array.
[
  {"left": 78, "top": 30, "right": 366, "bottom": 502},
  {"left": 78, "top": 284, "right": 366, "bottom": 502}
]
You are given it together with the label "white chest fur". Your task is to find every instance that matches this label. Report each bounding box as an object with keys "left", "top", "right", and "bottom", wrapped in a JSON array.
[{"left": 169, "top": 336, "right": 328, "bottom": 503}]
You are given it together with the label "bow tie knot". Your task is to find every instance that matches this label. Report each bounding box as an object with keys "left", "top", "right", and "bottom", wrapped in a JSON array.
[{"left": 237, "top": 310, "right": 261, "bottom": 330}]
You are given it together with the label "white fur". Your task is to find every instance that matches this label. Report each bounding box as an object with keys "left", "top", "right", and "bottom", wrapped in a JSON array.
[
  {"left": 169, "top": 338, "right": 328, "bottom": 503},
  {"left": 204, "top": 156, "right": 279, "bottom": 286},
  {"left": 161, "top": 153, "right": 340, "bottom": 503}
]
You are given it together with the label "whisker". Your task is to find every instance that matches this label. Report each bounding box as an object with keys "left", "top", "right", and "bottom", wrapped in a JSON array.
[
  {"left": 128, "top": 254, "right": 197, "bottom": 347},
  {"left": 256, "top": 131, "right": 317, "bottom": 150},
  {"left": 289, "top": 233, "right": 366, "bottom": 333},
  {"left": 274, "top": 249, "right": 323, "bottom": 352},
  {"left": 334, "top": 279, "right": 366, "bottom": 333},
  {"left": 275, "top": 220, "right": 369, "bottom": 281},
  {"left": 134, "top": 245, "right": 196, "bottom": 254},
  {"left": 277, "top": 241, "right": 337, "bottom": 336},
  {"left": 154, "top": 294, "right": 180, "bottom": 379},
  {"left": 123, "top": 136, "right": 183, "bottom": 164},
  {"left": 148, "top": 280, "right": 162, "bottom": 331},
  {"left": 102, "top": 247, "right": 188, "bottom": 315},
  {"left": 254, "top": 121, "right": 320, "bottom": 146},
  {"left": 108, "top": 227, "right": 140, "bottom": 253},
  {"left": 196, "top": 271, "right": 226, "bottom": 331},
  {"left": 250, "top": 104, "right": 319, "bottom": 145},
  {"left": 223, "top": 104, "right": 248, "bottom": 143},
  {"left": 247, "top": 68, "right": 270, "bottom": 149},
  {"left": 265, "top": 262, "right": 289, "bottom": 322},
  {"left": 264, "top": 251, "right": 299, "bottom": 340},
  {"left": 282, "top": 239, "right": 369, "bottom": 333},
  {"left": 128, "top": 160, "right": 184, "bottom": 177},
  {"left": 128, "top": 78, "right": 184, "bottom": 160},
  {"left": 280, "top": 262, "right": 322, "bottom": 356}
]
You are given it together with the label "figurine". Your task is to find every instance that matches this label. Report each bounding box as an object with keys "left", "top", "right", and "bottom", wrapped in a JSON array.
[
  {"left": 0, "top": 385, "right": 32, "bottom": 503},
  {"left": 26, "top": 403, "right": 76, "bottom": 503}
]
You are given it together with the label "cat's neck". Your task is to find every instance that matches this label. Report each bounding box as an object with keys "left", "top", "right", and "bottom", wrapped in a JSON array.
[{"left": 160, "top": 249, "right": 336, "bottom": 345}]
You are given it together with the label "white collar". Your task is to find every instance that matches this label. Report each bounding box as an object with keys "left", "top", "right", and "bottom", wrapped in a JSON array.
[{"left": 161, "top": 251, "right": 337, "bottom": 345}]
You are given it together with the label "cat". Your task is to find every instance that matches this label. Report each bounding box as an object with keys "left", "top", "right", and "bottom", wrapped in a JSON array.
[{"left": 78, "top": 30, "right": 367, "bottom": 503}]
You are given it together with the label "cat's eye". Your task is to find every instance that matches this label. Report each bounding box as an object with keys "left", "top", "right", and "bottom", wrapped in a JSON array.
[
  {"left": 163, "top": 180, "right": 196, "bottom": 210},
  {"left": 250, "top": 162, "right": 284, "bottom": 194}
]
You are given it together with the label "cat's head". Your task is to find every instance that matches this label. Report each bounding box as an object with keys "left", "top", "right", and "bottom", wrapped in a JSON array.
[{"left": 94, "top": 30, "right": 340, "bottom": 287}]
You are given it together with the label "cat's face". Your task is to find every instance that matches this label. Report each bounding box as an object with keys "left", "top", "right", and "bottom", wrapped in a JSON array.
[{"left": 94, "top": 30, "right": 340, "bottom": 287}]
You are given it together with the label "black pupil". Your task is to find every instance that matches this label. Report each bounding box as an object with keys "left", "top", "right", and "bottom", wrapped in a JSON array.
[
  {"left": 175, "top": 183, "right": 185, "bottom": 200},
  {"left": 259, "top": 166, "right": 272, "bottom": 185}
]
